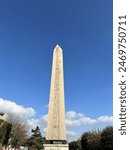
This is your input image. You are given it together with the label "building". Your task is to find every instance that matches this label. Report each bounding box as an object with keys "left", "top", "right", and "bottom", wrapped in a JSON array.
[{"left": 0, "top": 112, "right": 8, "bottom": 122}]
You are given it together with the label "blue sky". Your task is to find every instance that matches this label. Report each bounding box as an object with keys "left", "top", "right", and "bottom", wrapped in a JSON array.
[{"left": 0, "top": 0, "right": 112, "bottom": 140}]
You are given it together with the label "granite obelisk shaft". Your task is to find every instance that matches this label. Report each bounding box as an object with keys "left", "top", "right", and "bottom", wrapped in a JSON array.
[{"left": 46, "top": 45, "right": 66, "bottom": 141}]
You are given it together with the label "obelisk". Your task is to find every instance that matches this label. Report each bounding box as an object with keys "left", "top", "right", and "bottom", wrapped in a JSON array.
[{"left": 44, "top": 45, "right": 68, "bottom": 150}]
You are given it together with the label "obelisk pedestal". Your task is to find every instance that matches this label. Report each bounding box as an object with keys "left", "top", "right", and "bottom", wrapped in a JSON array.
[
  {"left": 44, "top": 45, "right": 69, "bottom": 150},
  {"left": 44, "top": 144, "right": 69, "bottom": 150}
]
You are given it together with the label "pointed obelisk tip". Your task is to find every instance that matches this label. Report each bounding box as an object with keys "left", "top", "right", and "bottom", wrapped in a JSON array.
[
  {"left": 55, "top": 44, "right": 61, "bottom": 49},
  {"left": 56, "top": 44, "right": 60, "bottom": 48},
  {"left": 54, "top": 44, "right": 62, "bottom": 53}
]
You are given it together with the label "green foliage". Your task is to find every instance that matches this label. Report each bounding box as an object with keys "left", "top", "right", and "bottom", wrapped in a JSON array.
[
  {"left": 69, "top": 139, "right": 82, "bottom": 150},
  {"left": 80, "top": 127, "right": 113, "bottom": 150},
  {"left": 0, "top": 119, "right": 6, "bottom": 145},
  {"left": 81, "top": 129, "right": 101, "bottom": 150},
  {"left": 9, "top": 122, "right": 28, "bottom": 148},
  {"left": 77, "top": 139, "right": 82, "bottom": 150},
  {"left": 1, "top": 119, "right": 113, "bottom": 150},
  {"left": 81, "top": 132, "right": 89, "bottom": 150},
  {"left": 69, "top": 141, "right": 78, "bottom": 150},
  {"left": 0, "top": 119, "right": 11, "bottom": 147},
  {"left": 100, "top": 126, "right": 113, "bottom": 150},
  {"left": 25, "top": 126, "right": 46, "bottom": 150}
]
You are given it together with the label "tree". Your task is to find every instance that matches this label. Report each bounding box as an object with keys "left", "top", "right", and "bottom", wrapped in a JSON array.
[
  {"left": 81, "top": 129, "right": 101, "bottom": 150},
  {"left": 8, "top": 114, "right": 28, "bottom": 149},
  {"left": 0, "top": 119, "right": 7, "bottom": 146},
  {"left": 69, "top": 141, "right": 78, "bottom": 150},
  {"left": 69, "top": 139, "right": 82, "bottom": 150},
  {"left": 81, "top": 132, "right": 89, "bottom": 150},
  {"left": 25, "top": 126, "right": 46, "bottom": 150},
  {"left": 77, "top": 139, "right": 82, "bottom": 150},
  {"left": 100, "top": 126, "right": 113, "bottom": 150},
  {"left": 0, "top": 119, "right": 11, "bottom": 147}
]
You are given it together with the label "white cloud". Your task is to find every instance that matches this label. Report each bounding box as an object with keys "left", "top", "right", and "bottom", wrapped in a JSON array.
[
  {"left": 67, "top": 131, "right": 78, "bottom": 136},
  {"left": 66, "top": 119, "right": 81, "bottom": 127},
  {"left": 0, "top": 98, "right": 112, "bottom": 141},
  {"left": 0, "top": 98, "right": 35, "bottom": 118},
  {"left": 97, "top": 115, "right": 113, "bottom": 123},
  {"left": 43, "top": 127, "right": 47, "bottom": 133},
  {"left": 66, "top": 110, "right": 112, "bottom": 127},
  {"left": 66, "top": 131, "right": 79, "bottom": 142},
  {"left": 66, "top": 111, "right": 77, "bottom": 119},
  {"left": 40, "top": 114, "right": 48, "bottom": 123},
  {"left": 26, "top": 115, "right": 48, "bottom": 136},
  {"left": 27, "top": 118, "right": 39, "bottom": 129},
  {"left": 77, "top": 113, "right": 85, "bottom": 118},
  {"left": 26, "top": 110, "right": 113, "bottom": 129},
  {"left": 66, "top": 111, "right": 85, "bottom": 119},
  {"left": 79, "top": 117, "right": 97, "bottom": 125},
  {"left": 66, "top": 117, "right": 97, "bottom": 127}
]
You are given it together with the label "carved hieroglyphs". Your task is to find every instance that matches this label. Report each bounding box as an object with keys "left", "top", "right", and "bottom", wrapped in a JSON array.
[{"left": 46, "top": 45, "right": 66, "bottom": 141}]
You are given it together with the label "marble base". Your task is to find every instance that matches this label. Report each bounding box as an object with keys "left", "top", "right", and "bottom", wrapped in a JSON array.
[{"left": 44, "top": 144, "right": 69, "bottom": 150}]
